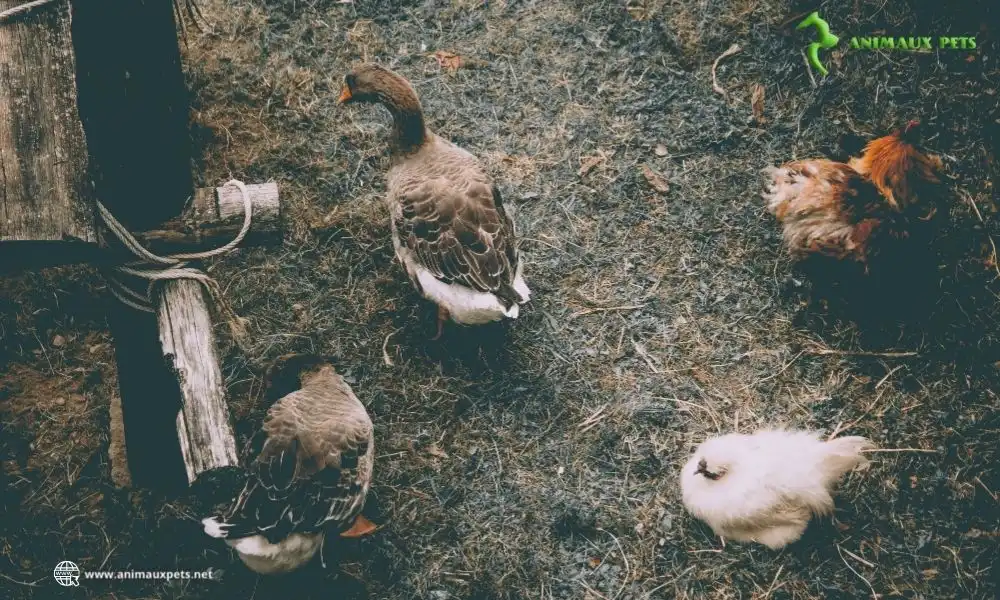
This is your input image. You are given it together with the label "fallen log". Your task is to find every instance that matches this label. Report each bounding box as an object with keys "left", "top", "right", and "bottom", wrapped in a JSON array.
[{"left": 157, "top": 279, "right": 239, "bottom": 482}]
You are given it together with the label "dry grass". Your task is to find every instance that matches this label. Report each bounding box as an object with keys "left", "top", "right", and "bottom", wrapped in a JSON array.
[{"left": 2, "top": 0, "right": 999, "bottom": 598}]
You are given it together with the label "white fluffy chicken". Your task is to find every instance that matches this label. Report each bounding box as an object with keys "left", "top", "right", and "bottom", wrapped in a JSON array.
[{"left": 680, "top": 429, "right": 872, "bottom": 549}]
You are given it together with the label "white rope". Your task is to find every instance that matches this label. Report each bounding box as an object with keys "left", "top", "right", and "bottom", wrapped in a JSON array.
[
  {"left": 0, "top": 0, "right": 58, "bottom": 23},
  {"left": 98, "top": 180, "right": 254, "bottom": 341}
]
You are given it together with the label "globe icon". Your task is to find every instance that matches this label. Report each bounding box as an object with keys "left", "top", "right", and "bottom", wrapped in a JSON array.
[{"left": 53, "top": 561, "right": 80, "bottom": 586}]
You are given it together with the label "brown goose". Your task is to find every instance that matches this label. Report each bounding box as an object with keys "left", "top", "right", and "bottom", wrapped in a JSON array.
[
  {"left": 338, "top": 63, "right": 531, "bottom": 339},
  {"left": 202, "top": 354, "right": 375, "bottom": 574}
]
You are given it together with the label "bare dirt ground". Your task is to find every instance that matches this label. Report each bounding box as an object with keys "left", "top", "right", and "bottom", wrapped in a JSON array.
[{"left": 2, "top": 0, "right": 999, "bottom": 598}]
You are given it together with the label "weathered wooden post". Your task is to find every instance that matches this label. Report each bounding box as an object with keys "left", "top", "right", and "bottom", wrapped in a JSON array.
[
  {"left": 0, "top": 0, "right": 96, "bottom": 268},
  {"left": 1, "top": 0, "right": 282, "bottom": 493}
]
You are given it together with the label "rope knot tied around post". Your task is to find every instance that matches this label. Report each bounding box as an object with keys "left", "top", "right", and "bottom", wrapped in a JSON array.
[{"left": 98, "top": 179, "right": 253, "bottom": 344}]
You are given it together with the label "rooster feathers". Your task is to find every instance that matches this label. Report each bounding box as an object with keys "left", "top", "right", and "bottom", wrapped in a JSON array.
[{"left": 763, "top": 123, "right": 943, "bottom": 264}]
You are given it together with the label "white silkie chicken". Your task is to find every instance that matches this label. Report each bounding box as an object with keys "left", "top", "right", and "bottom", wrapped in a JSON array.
[{"left": 680, "top": 429, "right": 873, "bottom": 549}]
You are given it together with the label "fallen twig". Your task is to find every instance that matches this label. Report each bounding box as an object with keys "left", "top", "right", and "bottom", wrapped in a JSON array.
[
  {"left": 571, "top": 305, "right": 645, "bottom": 319},
  {"left": 805, "top": 345, "right": 917, "bottom": 358},
  {"left": 579, "top": 404, "right": 608, "bottom": 433},
  {"left": 655, "top": 396, "right": 722, "bottom": 433},
  {"left": 842, "top": 548, "right": 876, "bottom": 569},
  {"left": 632, "top": 341, "right": 661, "bottom": 374},
  {"left": 382, "top": 328, "right": 401, "bottom": 366},
  {"left": 599, "top": 528, "right": 631, "bottom": 600},
  {"left": 837, "top": 544, "right": 879, "bottom": 600},
  {"left": 860, "top": 448, "right": 939, "bottom": 454},
  {"left": 801, "top": 48, "right": 818, "bottom": 88},
  {"left": 779, "top": 10, "right": 812, "bottom": 28},
  {"left": 0, "top": 572, "right": 42, "bottom": 587},
  {"left": 711, "top": 43, "right": 741, "bottom": 97},
  {"left": 738, "top": 350, "right": 804, "bottom": 391},
  {"left": 974, "top": 476, "right": 997, "bottom": 501},
  {"left": 763, "top": 565, "right": 785, "bottom": 599},
  {"left": 962, "top": 189, "right": 1000, "bottom": 281}
]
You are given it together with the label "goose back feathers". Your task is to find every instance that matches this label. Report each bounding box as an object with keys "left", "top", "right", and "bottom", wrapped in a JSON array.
[
  {"left": 339, "top": 63, "right": 530, "bottom": 325},
  {"left": 202, "top": 355, "right": 374, "bottom": 574},
  {"left": 388, "top": 138, "right": 530, "bottom": 323}
]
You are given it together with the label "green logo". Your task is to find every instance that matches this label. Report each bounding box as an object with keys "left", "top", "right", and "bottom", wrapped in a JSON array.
[{"left": 797, "top": 11, "right": 839, "bottom": 76}]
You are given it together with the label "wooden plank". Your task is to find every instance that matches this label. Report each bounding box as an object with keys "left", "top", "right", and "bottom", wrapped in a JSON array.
[
  {"left": 0, "top": 0, "right": 94, "bottom": 243},
  {"left": 72, "top": 0, "right": 193, "bottom": 231},
  {"left": 157, "top": 280, "right": 239, "bottom": 482},
  {"left": 136, "top": 182, "right": 282, "bottom": 254},
  {"left": 1, "top": 183, "right": 282, "bottom": 272},
  {"left": 107, "top": 309, "right": 190, "bottom": 492},
  {"left": 72, "top": 0, "right": 196, "bottom": 493},
  {"left": 108, "top": 388, "right": 131, "bottom": 488}
]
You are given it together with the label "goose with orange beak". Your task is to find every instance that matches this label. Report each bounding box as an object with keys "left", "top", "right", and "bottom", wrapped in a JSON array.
[{"left": 336, "top": 63, "right": 531, "bottom": 339}]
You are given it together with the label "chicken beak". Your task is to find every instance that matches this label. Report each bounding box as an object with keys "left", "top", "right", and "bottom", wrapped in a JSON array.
[
  {"left": 337, "top": 85, "right": 353, "bottom": 104},
  {"left": 695, "top": 458, "right": 721, "bottom": 480}
]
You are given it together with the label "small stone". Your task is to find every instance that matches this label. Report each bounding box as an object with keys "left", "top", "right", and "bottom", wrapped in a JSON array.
[
  {"left": 55, "top": 398, "right": 65, "bottom": 406},
  {"left": 654, "top": 144, "right": 668, "bottom": 157},
  {"left": 557, "top": 466, "right": 565, "bottom": 475},
  {"left": 52, "top": 335, "right": 66, "bottom": 347}
]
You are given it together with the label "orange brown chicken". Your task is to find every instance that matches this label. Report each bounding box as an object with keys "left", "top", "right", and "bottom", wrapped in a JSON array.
[
  {"left": 848, "top": 120, "right": 944, "bottom": 213},
  {"left": 762, "top": 121, "right": 943, "bottom": 265}
]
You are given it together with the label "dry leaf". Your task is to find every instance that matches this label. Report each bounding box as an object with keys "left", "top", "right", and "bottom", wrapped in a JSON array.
[
  {"left": 587, "top": 557, "right": 602, "bottom": 569},
  {"left": 52, "top": 335, "right": 66, "bottom": 347},
  {"left": 433, "top": 50, "right": 463, "bottom": 73},
  {"left": 625, "top": 0, "right": 651, "bottom": 20},
  {"left": 654, "top": 144, "right": 668, "bottom": 157},
  {"left": 432, "top": 51, "right": 487, "bottom": 74},
  {"left": 831, "top": 47, "right": 847, "bottom": 69},
  {"left": 640, "top": 164, "right": 669, "bottom": 194},
  {"left": 426, "top": 444, "right": 449, "bottom": 459},
  {"left": 750, "top": 83, "right": 765, "bottom": 123},
  {"left": 578, "top": 151, "right": 609, "bottom": 177}
]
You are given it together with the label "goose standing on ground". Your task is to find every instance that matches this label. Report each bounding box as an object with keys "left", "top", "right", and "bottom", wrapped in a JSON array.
[
  {"left": 202, "top": 354, "right": 376, "bottom": 574},
  {"left": 338, "top": 63, "right": 531, "bottom": 339},
  {"left": 680, "top": 429, "right": 872, "bottom": 549}
]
